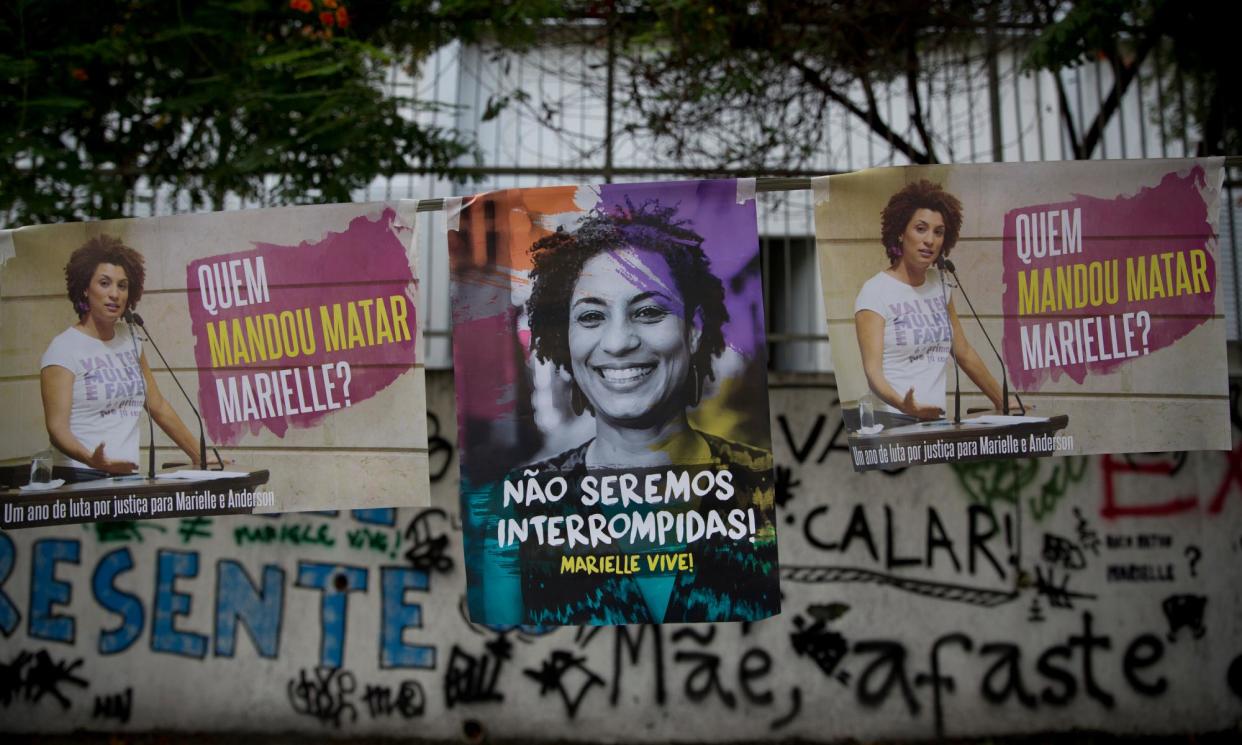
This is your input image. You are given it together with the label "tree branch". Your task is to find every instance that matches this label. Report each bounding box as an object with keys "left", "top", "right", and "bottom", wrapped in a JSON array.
[
  {"left": 784, "top": 54, "right": 933, "bottom": 164},
  {"left": 1079, "top": 33, "right": 1159, "bottom": 159},
  {"left": 905, "top": 42, "right": 938, "bottom": 163},
  {"left": 1051, "top": 70, "right": 1084, "bottom": 159}
]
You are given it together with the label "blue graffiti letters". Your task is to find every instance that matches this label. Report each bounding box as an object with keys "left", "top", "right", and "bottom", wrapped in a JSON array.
[
  {"left": 379, "top": 567, "right": 434, "bottom": 669},
  {"left": 30, "top": 539, "right": 80, "bottom": 643},
  {"left": 214, "top": 561, "right": 285, "bottom": 658},
  {"left": 296, "top": 562, "right": 369, "bottom": 668},
  {"left": 152, "top": 550, "right": 208, "bottom": 658},
  {"left": 92, "top": 548, "right": 143, "bottom": 655},
  {"left": 0, "top": 533, "right": 19, "bottom": 636}
]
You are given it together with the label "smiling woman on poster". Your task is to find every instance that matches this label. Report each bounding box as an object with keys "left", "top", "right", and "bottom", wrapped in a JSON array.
[
  {"left": 527, "top": 202, "right": 750, "bottom": 468},
  {"left": 40, "top": 235, "right": 212, "bottom": 482},
  {"left": 514, "top": 199, "right": 777, "bottom": 625},
  {"left": 854, "top": 180, "right": 1016, "bottom": 428}
]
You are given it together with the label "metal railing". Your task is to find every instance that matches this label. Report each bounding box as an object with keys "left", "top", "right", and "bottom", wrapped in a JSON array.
[{"left": 111, "top": 36, "right": 1240, "bottom": 371}]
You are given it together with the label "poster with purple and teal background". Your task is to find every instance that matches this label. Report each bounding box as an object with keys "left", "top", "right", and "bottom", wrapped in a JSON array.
[{"left": 448, "top": 179, "right": 779, "bottom": 625}]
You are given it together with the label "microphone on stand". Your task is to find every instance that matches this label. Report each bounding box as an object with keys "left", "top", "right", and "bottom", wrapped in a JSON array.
[
  {"left": 124, "top": 310, "right": 156, "bottom": 478},
  {"left": 941, "top": 259, "right": 1025, "bottom": 416},
  {"left": 124, "top": 310, "right": 211, "bottom": 469},
  {"left": 936, "top": 256, "right": 962, "bottom": 424}
]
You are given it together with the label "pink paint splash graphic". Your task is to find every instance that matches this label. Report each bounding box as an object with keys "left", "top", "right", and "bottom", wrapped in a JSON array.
[
  {"left": 187, "top": 208, "right": 418, "bottom": 444},
  {"left": 1001, "top": 167, "right": 1217, "bottom": 390},
  {"left": 452, "top": 305, "right": 523, "bottom": 422}
]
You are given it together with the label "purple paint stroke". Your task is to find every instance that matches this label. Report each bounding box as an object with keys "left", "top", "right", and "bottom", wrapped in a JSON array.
[
  {"left": 1000, "top": 167, "right": 1217, "bottom": 390},
  {"left": 187, "top": 208, "right": 419, "bottom": 444},
  {"left": 597, "top": 180, "right": 764, "bottom": 359},
  {"left": 609, "top": 248, "right": 687, "bottom": 320}
]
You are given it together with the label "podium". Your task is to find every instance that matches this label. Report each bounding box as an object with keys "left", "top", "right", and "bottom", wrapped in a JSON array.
[
  {"left": 1, "top": 469, "right": 272, "bottom": 529},
  {"left": 846, "top": 415, "right": 1071, "bottom": 471}
]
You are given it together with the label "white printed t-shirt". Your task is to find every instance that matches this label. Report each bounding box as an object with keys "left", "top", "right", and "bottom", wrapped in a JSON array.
[
  {"left": 854, "top": 270, "right": 953, "bottom": 415},
  {"left": 40, "top": 326, "right": 145, "bottom": 468}
]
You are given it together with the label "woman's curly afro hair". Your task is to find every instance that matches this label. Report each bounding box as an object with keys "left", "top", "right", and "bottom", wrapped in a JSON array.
[
  {"left": 64, "top": 234, "right": 145, "bottom": 316},
  {"left": 880, "top": 180, "right": 964, "bottom": 265},
  {"left": 526, "top": 198, "right": 729, "bottom": 400}
]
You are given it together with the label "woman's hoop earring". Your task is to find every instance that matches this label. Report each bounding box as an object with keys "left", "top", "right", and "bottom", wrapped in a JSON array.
[
  {"left": 570, "top": 380, "right": 587, "bottom": 416},
  {"left": 688, "top": 362, "right": 701, "bottom": 407}
]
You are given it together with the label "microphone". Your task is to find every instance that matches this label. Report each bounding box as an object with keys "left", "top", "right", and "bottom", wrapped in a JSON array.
[
  {"left": 935, "top": 256, "right": 961, "bottom": 423},
  {"left": 123, "top": 309, "right": 156, "bottom": 477},
  {"left": 941, "top": 259, "right": 1025, "bottom": 416},
  {"left": 125, "top": 309, "right": 210, "bottom": 469}
]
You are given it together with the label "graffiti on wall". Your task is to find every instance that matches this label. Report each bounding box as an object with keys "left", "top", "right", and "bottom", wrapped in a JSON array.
[{"left": 2, "top": 383, "right": 1240, "bottom": 739}]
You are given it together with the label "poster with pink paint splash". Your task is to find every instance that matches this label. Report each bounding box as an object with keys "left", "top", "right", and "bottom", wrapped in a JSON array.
[
  {"left": 448, "top": 179, "right": 779, "bottom": 625},
  {"left": 815, "top": 159, "right": 1228, "bottom": 472},
  {"left": 0, "top": 202, "right": 431, "bottom": 529}
]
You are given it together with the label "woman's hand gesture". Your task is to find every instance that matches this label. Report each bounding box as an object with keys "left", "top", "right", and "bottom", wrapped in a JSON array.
[
  {"left": 901, "top": 388, "right": 944, "bottom": 420},
  {"left": 88, "top": 443, "right": 139, "bottom": 475}
]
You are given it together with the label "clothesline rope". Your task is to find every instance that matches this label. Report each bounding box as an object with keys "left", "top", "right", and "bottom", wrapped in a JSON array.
[{"left": 411, "top": 158, "right": 1242, "bottom": 213}]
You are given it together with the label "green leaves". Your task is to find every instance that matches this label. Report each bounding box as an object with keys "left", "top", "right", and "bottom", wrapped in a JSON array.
[
  {"left": 1024, "top": 0, "right": 1148, "bottom": 71},
  {"left": 1022, "top": 0, "right": 1235, "bottom": 156},
  {"left": 292, "top": 61, "right": 347, "bottom": 79},
  {"left": 17, "top": 96, "right": 89, "bottom": 111},
  {"left": 597, "top": 0, "right": 982, "bottom": 168},
  {"left": 251, "top": 47, "right": 334, "bottom": 68},
  {"left": 0, "top": 0, "right": 503, "bottom": 225}
]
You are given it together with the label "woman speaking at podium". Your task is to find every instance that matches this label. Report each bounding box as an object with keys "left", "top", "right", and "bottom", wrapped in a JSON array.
[
  {"left": 853, "top": 180, "right": 1013, "bottom": 428},
  {"left": 40, "top": 235, "right": 208, "bottom": 482}
]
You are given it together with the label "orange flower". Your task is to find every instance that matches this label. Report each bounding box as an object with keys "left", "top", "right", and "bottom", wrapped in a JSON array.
[
  {"left": 322, "top": 0, "right": 338, "bottom": 8},
  {"left": 335, "top": 6, "right": 349, "bottom": 28},
  {"left": 71, "top": 67, "right": 88, "bottom": 81},
  {"left": 319, "top": 10, "right": 334, "bottom": 27},
  {"left": 289, "top": 0, "right": 312, "bottom": 12}
]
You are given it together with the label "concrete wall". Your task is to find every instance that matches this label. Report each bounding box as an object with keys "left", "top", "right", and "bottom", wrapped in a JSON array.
[{"left": 2, "top": 370, "right": 1240, "bottom": 739}]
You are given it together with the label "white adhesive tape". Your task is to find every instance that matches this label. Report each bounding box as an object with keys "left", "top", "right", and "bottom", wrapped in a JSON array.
[
  {"left": 444, "top": 196, "right": 464, "bottom": 232},
  {"left": 736, "top": 178, "right": 756, "bottom": 204},
  {"left": 812, "top": 175, "right": 831, "bottom": 206},
  {"left": 0, "top": 229, "right": 15, "bottom": 267},
  {"left": 395, "top": 198, "right": 421, "bottom": 230}
]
